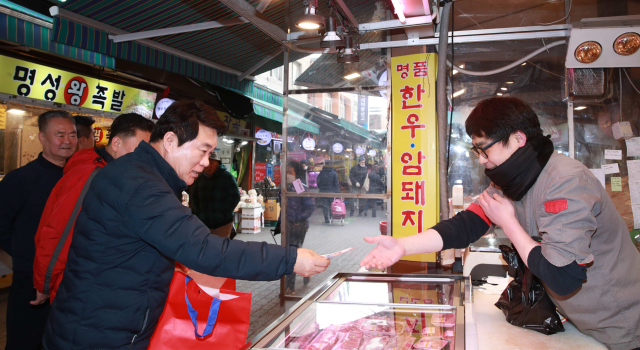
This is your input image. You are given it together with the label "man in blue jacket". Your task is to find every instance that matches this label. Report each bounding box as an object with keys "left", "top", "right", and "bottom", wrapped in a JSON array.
[{"left": 43, "top": 100, "right": 330, "bottom": 349}]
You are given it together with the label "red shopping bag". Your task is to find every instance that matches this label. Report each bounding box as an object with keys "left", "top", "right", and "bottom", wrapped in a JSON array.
[{"left": 148, "top": 270, "right": 251, "bottom": 350}]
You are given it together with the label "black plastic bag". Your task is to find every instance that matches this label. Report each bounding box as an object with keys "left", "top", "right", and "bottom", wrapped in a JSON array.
[{"left": 494, "top": 244, "right": 565, "bottom": 335}]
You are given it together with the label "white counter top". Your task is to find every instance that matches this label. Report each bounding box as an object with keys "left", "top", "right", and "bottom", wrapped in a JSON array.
[{"left": 468, "top": 287, "right": 606, "bottom": 350}]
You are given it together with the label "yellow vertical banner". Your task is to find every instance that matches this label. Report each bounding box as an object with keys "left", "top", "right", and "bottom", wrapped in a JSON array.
[{"left": 391, "top": 53, "right": 439, "bottom": 262}]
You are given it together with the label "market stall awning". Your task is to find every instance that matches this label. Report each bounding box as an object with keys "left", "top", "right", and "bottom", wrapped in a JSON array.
[
  {"left": 0, "top": 11, "right": 115, "bottom": 68},
  {"left": 249, "top": 97, "right": 320, "bottom": 135}
]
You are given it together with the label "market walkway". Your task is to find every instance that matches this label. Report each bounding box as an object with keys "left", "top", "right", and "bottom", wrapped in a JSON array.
[{"left": 235, "top": 204, "right": 386, "bottom": 342}]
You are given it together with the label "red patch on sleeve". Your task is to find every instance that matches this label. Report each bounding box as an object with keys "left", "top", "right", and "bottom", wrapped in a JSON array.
[
  {"left": 544, "top": 200, "right": 568, "bottom": 213},
  {"left": 467, "top": 203, "right": 492, "bottom": 226}
]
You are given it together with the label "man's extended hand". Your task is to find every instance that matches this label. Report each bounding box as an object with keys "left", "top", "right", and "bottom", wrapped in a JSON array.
[
  {"left": 30, "top": 291, "right": 49, "bottom": 305},
  {"left": 478, "top": 190, "right": 517, "bottom": 229},
  {"left": 293, "top": 248, "right": 330, "bottom": 277},
  {"left": 359, "top": 236, "right": 405, "bottom": 270}
]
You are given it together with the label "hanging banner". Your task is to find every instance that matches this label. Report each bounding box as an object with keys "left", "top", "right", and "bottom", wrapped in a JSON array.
[
  {"left": 391, "top": 53, "right": 439, "bottom": 263},
  {"left": 0, "top": 55, "right": 157, "bottom": 117},
  {"left": 255, "top": 162, "right": 267, "bottom": 183}
]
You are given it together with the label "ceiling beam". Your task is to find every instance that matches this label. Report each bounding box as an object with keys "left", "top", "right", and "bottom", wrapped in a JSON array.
[
  {"left": 238, "top": 47, "right": 283, "bottom": 81},
  {"left": 109, "top": 18, "right": 248, "bottom": 43},
  {"left": 217, "top": 0, "right": 286, "bottom": 42},
  {"left": 49, "top": 7, "right": 250, "bottom": 78},
  {"left": 358, "top": 16, "right": 432, "bottom": 31},
  {"left": 334, "top": 0, "right": 359, "bottom": 27}
]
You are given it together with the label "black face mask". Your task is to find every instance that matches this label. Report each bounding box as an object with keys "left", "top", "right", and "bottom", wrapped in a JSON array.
[{"left": 484, "top": 135, "right": 554, "bottom": 201}]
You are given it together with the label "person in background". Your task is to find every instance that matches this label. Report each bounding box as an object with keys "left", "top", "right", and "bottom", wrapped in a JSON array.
[
  {"left": 360, "top": 97, "right": 640, "bottom": 350},
  {"left": 363, "top": 165, "right": 384, "bottom": 218},
  {"left": 283, "top": 160, "right": 316, "bottom": 294},
  {"left": 73, "top": 115, "right": 95, "bottom": 151},
  {"left": 32, "top": 113, "right": 155, "bottom": 306},
  {"left": 43, "top": 100, "right": 329, "bottom": 349},
  {"left": 189, "top": 151, "right": 240, "bottom": 238},
  {"left": 316, "top": 160, "right": 339, "bottom": 223},
  {"left": 349, "top": 155, "right": 368, "bottom": 216},
  {"left": 0, "top": 110, "right": 76, "bottom": 350},
  {"left": 300, "top": 159, "right": 309, "bottom": 186}
]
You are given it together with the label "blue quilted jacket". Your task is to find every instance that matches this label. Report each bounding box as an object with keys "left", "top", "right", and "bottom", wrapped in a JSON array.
[{"left": 44, "top": 141, "right": 297, "bottom": 349}]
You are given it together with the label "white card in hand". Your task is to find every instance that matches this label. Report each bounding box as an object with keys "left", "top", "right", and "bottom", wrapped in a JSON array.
[{"left": 321, "top": 247, "right": 354, "bottom": 259}]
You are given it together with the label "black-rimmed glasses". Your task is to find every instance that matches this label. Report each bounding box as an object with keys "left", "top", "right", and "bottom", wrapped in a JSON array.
[{"left": 470, "top": 138, "right": 504, "bottom": 158}]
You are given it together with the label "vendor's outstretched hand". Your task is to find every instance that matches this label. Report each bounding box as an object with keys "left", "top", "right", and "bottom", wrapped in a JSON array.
[
  {"left": 359, "top": 236, "right": 405, "bottom": 270},
  {"left": 294, "top": 248, "right": 330, "bottom": 277}
]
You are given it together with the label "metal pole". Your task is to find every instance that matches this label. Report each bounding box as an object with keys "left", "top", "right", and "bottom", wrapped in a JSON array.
[
  {"left": 251, "top": 124, "right": 256, "bottom": 189},
  {"left": 437, "top": 2, "right": 453, "bottom": 223},
  {"left": 280, "top": 0, "right": 290, "bottom": 303},
  {"left": 568, "top": 100, "right": 574, "bottom": 158}
]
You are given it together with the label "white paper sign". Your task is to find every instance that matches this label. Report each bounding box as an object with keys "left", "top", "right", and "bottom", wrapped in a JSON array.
[
  {"left": 368, "top": 149, "right": 377, "bottom": 157},
  {"left": 603, "top": 163, "right": 620, "bottom": 174},
  {"left": 627, "top": 138, "right": 640, "bottom": 157},
  {"left": 628, "top": 160, "right": 640, "bottom": 181},
  {"left": 302, "top": 137, "right": 316, "bottom": 151},
  {"left": 154, "top": 98, "right": 175, "bottom": 118},
  {"left": 255, "top": 129, "right": 272, "bottom": 146},
  {"left": 630, "top": 180, "right": 640, "bottom": 205},
  {"left": 355, "top": 147, "right": 365, "bottom": 156},
  {"left": 589, "top": 169, "right": 606, "bottom": 189},
  {"left": 292, "top": 178, "right": 305, "bottom": 194},
  {"left": 604, "top": 150, "right": 622, "bottom": 160},
  {"left": 632, "top": 205, "right": 640, "bottom": 229}
]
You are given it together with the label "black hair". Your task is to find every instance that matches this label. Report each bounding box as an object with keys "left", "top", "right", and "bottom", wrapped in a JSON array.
[
  {"left": 38, "top": 110, "right": 74, "bottom": 132},
  {"left": 73, "top": 116, "right": 95, "bottom": 139},
  {"left": 149, "top": 100, "right": 226, "bottom": 146},
  {"left": 108, "top": 113, "right": 156, "bottom": 145},
  {"left": 287, "top": 160, "right": 304, "bottom": 179},
  {"left": 465, "top": 97, "right": 543, "bottom": 146}
]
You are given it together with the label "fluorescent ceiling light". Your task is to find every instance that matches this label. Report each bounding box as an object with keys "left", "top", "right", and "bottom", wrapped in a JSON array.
[
  {"left": 344, "top": 72, "right": 361, "bottom": 80},
  {"left": 452, "top": 89, "right": 466, "bottom": 98},
  {"left": 7, "top": 109, "right": 25, "bottom": 114},
  {"left": 506, "top": 81, "right": 514, "bottom": 84},
  {"left": 496, "top": 93, "right": 503, "bottom": 96},
  {"left": 574, "top": 106, "right": 587, "bottom": 110},
  {"left": 501, "top": 87, "right": 508, "bottom": 91},
  {"left": 521, "top": 63, "right": 527, "bottom": 66}
]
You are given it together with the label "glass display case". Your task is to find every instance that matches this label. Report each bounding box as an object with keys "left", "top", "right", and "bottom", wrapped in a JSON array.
[{"left": 249, "top": 273, "right": 468, "bottom": 350}]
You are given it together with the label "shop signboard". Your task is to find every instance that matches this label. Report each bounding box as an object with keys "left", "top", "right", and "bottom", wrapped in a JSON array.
[
  {"left": 94, "top": 126, "right": 110, "bottom": 147},
  {"left": 0, "top": 105, "right": 6, "bottom": 130},
  {"left": 332, "top": 142, "right": 343, "bottom": 154},
  {"left": 255, "top": 162, "right": 267, "bottom": 183},
  {"left": 368, "top": 149, "right": 377, "bottom": 157},
  {"left": 154, "top": 98, "right": 175, "bottom": 118},
  {"left": 355, "top": 147, "right": 364, "bottom": 156},
  {"left": 266, "top": 163, "right": 274, "bottom": 180},
  {"left": 357, "top": 95, "right": 368, "bottom": 128},
  {"left": 274, "top": 165, "right": 281, "bottom": 185},
  {"left": 391, "top": 53, "right": 438, "bottom": 263},
  {"left": 0, "top": 55, "right": 157, "bottom": 117},
  {"left": 302, "top": 137, "right": 316, "bottom": 150},
  {"left": 256, "top": 129, "right": 272, "bottom": 146}
]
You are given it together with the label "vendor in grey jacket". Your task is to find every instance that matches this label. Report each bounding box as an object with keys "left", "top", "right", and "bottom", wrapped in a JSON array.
[
  {"left": 361, "top": 97, "right": 640, "bottom": 350},
  {"left": 43, "top": 100, "right": 329, "bottom": 350}
]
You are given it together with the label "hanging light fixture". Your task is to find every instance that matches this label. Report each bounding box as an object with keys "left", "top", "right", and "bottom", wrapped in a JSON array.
[
  {"left": 337, "top": 36, "right": 359, "bottom": 63},
  {"left": 613, "top": 32, "right": 640, "bottom": 56},
  {"left": 296, "top": 0, "right": 324, "bottom": 30},
  {"left": 320, "top": 17, "right": 344, "bottom": 48},
  {"left": 343, "top": 63, "right": 360, "bottom": 80}
]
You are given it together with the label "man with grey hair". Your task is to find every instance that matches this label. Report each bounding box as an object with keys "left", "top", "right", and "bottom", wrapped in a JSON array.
[{"left": 0, "top": 110, "right": 77, "bottom": 350}]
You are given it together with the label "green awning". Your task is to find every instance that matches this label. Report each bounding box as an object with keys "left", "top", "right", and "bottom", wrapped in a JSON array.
[
  {"left": 249, "top": 98, "right": 320, "bottom": 134},
  {"left": 0, "top": 12, "right": 115, "bottom": 68}
]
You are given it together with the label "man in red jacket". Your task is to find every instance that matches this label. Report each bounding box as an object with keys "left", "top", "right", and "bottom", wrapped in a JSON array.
[{"left": 32, "top": 113, "right": 155, "bottom": 305}]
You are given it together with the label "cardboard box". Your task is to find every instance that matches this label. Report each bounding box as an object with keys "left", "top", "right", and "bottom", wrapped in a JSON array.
[
  {"left": 241, "top": 208, "right": 263, "bottom": 234},
  {"left": 264, "top": 201, "right": 281, "bottom": 221}
]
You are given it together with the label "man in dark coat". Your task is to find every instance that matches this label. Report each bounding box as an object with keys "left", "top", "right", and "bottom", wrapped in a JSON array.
[
  {"left": 364, "top": 165, "right": 385, "bottom": 217},
  {"left": 43, "top": 100, "right": 329, "bottom": 350},
  {"left": 316, "top": 161, "right": 340, "bottom": 223},
  {"left": 349, "top": 155, "right": 369, "bottom": 216},
  {"left": 0, "top": 110, "right": 77, "bottom": 350},
  {"left": 189, "top": 151, "right": 240, "bottom": 238}
]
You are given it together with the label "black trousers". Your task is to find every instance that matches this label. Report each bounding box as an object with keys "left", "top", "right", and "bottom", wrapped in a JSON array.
[{"left": 6, "top": 270, "right": 51, "bottom": 350}]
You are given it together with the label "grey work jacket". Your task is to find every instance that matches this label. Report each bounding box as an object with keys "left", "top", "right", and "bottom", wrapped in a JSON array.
[{"left": 486, "top": 153, "right": 640, "bottom": 350}]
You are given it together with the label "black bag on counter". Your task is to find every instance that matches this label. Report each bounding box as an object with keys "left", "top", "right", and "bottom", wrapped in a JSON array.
[{"left": 494, "top": 244, "right": 565, "bottom": 335}]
